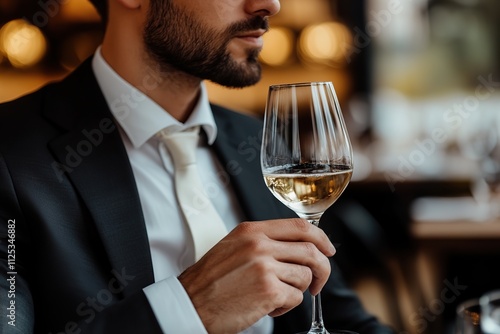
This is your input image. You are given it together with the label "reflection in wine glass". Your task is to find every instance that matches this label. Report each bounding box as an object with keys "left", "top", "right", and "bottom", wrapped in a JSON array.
[
  {"left": 261, "top": 82, "right": 353, "bottom": 334},
  {"left": 480, "top": 290, "right": 500, "bottom": 334}
]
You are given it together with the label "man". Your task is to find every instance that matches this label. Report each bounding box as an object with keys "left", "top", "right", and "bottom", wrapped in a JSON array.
[{"left": 0, "top": 0, "right": 394, "bottom": 333}]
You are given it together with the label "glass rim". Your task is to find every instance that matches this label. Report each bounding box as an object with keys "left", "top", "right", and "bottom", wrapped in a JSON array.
[
  {"left": 269, "top": 81, "right": 334, "bottom": 90},
  {"left": 457, "top": 298, "right": 481, "bottom": 316},
  {"left": 480, "top": 290, "right": 500, "bottom": 305}
]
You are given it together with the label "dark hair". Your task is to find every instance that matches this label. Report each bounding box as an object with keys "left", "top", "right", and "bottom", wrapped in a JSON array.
[{"left": 88, "top": 0, "right": 108, "bottom": 22}]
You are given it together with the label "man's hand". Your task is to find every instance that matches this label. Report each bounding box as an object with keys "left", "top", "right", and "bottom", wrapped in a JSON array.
[{"left": 178, "top": 218, "right": 335, "bottom": 333}]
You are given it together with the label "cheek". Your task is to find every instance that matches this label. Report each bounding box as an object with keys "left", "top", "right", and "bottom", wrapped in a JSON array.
[
  {"left": 204, "top": 0, "right": 242, "bottom": 26},
  {"left": 173, "top": 0, "right": 240, "bottom": 40},
  {"left": 214, "top": 0, "right": 238, "bottom": 19}
]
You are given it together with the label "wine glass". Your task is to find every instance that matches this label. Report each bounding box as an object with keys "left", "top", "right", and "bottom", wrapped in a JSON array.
[
  {"left": 261, "top": 82, "right": 353, "bottom": 334},
  {"left": 456, "top": 299, "right": 483, "bottom": 334},
  {"left": 480, "top": 290, "right": 500, "bottom": 333}
]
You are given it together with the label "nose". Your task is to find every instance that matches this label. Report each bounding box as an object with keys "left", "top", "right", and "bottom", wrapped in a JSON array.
[{"left": 245, "top": 0, "right": 280, "bottom": 17}]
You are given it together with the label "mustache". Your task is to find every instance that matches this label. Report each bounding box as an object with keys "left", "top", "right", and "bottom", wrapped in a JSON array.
[{"left": 227, "top": 16, "right": 269, "bottom": 36}]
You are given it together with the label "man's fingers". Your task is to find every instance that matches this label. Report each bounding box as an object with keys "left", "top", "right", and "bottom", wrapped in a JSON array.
[
  {"left": 274, "top": 261, "right": 313, "bottom": 292},
  {"left": 267, "top": 281, "right": 305, "bottom": 317},
  {"left": 237, "top": 219, "right": 336, "bottom": 257},
  {"left": 272, "top": 240, "right": 332, "bottom": 294},
  {"left": 231, "top": 221, "right": 333, "bottom": 295}
]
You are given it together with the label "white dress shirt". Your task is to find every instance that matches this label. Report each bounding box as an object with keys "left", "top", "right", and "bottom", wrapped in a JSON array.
[{"left": 91, "top": 48, "right": 272, "bottom": 334}]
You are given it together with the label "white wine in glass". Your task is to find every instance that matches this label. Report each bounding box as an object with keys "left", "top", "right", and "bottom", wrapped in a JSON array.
[{"left": 261, "top": 82, "right": 353, "bottom": 334}]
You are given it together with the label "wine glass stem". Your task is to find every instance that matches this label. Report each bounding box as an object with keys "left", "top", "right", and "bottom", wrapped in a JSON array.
[
  {"left": 308, "top": 219, "right": 320, "bottom": 227},
  {"left": 310, "top": 293, "right": 328, "bottom": 333}
]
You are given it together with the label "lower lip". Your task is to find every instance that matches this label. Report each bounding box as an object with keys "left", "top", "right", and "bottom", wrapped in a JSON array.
[{"left": 236, "top": 36, "right": 263, "bottom": 47}]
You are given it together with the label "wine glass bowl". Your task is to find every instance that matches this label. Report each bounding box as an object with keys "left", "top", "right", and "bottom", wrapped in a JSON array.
[
  {"left": 261, "top": 82, "right": 353, "bottom": 334},
  {"left": 261, "top": 82, "right": 353, "bottom": 225}
]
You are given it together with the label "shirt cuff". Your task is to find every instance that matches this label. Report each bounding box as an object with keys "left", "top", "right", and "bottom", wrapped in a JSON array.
[{"left": 143, "top": 276, "right": 208, "bottom": 334}]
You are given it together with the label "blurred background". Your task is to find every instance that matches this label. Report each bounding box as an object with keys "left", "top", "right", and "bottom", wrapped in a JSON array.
[{"left": 1, "top": 0, "right": 499, "bottom": 333}]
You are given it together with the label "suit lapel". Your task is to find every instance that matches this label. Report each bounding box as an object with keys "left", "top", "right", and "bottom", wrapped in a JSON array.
[
  {"left": 211, "top": 105, "right": 296, "bottom": 222},
  {"left": 46, "top": 60, "right": 154, "bottom": 295}
]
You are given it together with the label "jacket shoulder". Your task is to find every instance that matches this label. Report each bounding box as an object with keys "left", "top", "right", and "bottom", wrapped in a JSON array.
[
  {"left": 210, "top": 104, "right": 263, "bottom": 135},
  {"left": 0, "top": 87, "right": 46, "bottom": 121}
]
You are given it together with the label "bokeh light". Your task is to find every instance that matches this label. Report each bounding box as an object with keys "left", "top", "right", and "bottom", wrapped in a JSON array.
[
  {"left": 260, "top": 27, "right": 295, "bottom": 66},
  {"left": 60, "top": 0, "right": 101, "bottom": 22},
  {"left": 0, "top": 19, "right": 47, "bottom": 68},
  {"left": 298, "top": 22, "right": 353, "bottom": 67}
]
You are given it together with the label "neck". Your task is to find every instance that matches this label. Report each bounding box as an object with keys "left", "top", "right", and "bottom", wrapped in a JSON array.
[{"left": 100, "top": 14, "right": 201, "bottom": 122}]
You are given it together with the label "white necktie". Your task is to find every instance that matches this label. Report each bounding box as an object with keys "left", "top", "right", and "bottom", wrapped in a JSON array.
[{"left": 157, "top": 126, "right": 228, "bottom": 262}]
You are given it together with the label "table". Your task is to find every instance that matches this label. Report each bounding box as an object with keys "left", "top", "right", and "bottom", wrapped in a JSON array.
[
  {"left": 411, "top": 220, "right": 500, "bottom": 240},
  {"left": 403, "top": 217, "right": 500, "bottom": 334}
]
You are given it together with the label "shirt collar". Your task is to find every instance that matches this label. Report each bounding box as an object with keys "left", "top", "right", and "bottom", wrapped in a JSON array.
[{"left": 91, "top": 46, "right": 217, "bottom": 148}]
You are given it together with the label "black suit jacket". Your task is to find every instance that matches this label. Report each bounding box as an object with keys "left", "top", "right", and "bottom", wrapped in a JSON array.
[{"left": 0, "top": 60, "right": 392, "bottom": 333}]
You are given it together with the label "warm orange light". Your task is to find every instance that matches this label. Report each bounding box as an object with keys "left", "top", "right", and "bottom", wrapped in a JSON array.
[
  {"left": 272, "top": 0, "right": 334, "bottom": 30},
  {"left": 260, "top": 27, "right": 294, "bottom": 66},
  {"left": 0, "top": 20, "right": 47, "bottom": 68},
  {"left": 60, "top": 0, "right": 101, "bottom": 22},
  {"left": 299, "top": 22, "right": 352, "bottom": 67}
]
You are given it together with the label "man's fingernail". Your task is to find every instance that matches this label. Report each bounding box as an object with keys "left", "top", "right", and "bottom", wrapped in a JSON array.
[{"left": 329, "top": 242, "right": 336, "bottom": 255}]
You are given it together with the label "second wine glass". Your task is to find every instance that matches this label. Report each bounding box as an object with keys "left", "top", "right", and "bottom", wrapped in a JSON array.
[
  {"left": 480, "top": 290, "right": 500, "bottom": 334},
  {"left": 261, "top": 82, "right": 353, "bottom": 334}
]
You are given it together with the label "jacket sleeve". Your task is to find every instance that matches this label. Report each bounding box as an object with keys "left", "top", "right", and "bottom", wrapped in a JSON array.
[{"left": 0, "top": 154, "right": 163, "bottom": 334}]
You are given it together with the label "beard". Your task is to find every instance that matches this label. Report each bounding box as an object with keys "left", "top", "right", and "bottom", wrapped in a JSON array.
[{"left": 143, "top": 0, "right": 269, "bottom": 88}]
